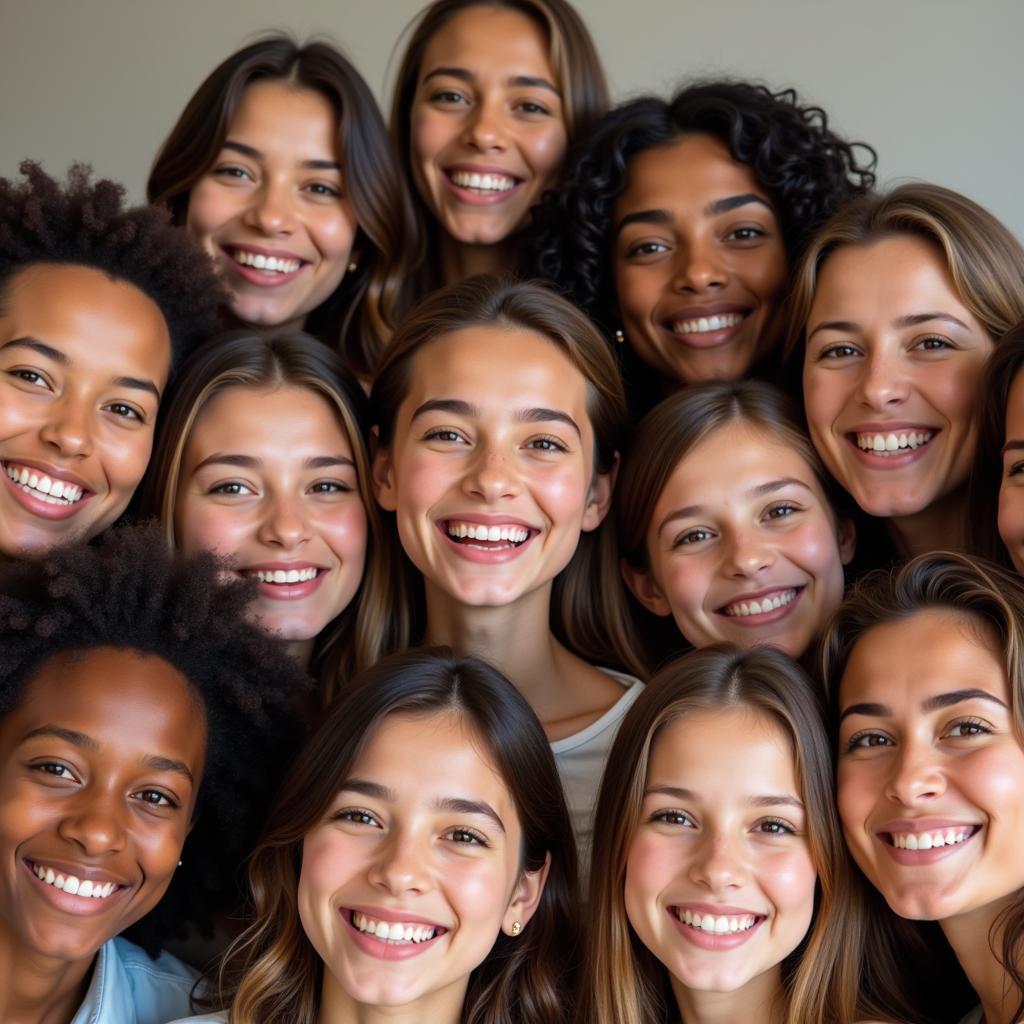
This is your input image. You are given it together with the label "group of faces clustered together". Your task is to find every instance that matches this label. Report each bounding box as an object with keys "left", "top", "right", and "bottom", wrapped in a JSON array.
[{"left": 4, "top": 2, "right": 1024, "bottom": 1024}]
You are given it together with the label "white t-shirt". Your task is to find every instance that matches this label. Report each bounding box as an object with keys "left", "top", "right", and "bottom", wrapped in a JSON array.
[{"left": 550, "top": 668, "right": 643, "bottom": 882}]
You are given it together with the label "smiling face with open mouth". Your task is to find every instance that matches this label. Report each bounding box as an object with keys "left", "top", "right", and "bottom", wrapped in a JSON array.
[
  {"left": 185, "top": 78, "right": 358, "bottom": 332},
  {"left": 626, "top": 707, "right": 816, "bottom": 1001},
  {"left": 298, "top": 710, "right": 542, "bottom": 1015},
  {"left": 0, "top": 263, "right": 170, "bottom": 559},
  {"left": 0, "top": 646, "right": 203, "bottom": 965},
  {"left": 837, "top": 608, "right": 1024, "bottom": 923},
  {"left": 612, "top": 133, "right": 788, "bottom": 385}
]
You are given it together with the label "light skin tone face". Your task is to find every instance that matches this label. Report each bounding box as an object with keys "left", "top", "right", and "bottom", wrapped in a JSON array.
[
  {"left": 837, "top": 609, "right": 1024, "bottom": 925},
  {"left": 997, "top": 368, "right": 1024, "bottom": 572},
  {"left": 626, "top": 707, "right": 816, "bottom": 1015},
  {"left": 803, "top": 234, "right": 993, "bottom": 521},
  {"left": 0, "top": 647, "right": 204, "bottom": 1019},
  {"left": 374, "top": 326, "right": 612, "bottom": 611},
  {"left": 0, "top": 263, "right": 170, "bottom": 560},
  {"left": 624, "top": 421, "right": 853, "bottom": 660},
  {"left": 299, "top": 710, "right": 546, "bottom": 1021},
  {"left": 176, "top": 385, "right": 367, "bottom": 660},
  {"left": 612, "top": 134, "right": 788, "bottom": 386},
  {"left": 186, "top": 79, "right": 359, "bottom": 332},
  {"left": 410, "top": 6, "right": 568, "bottom": 252}
]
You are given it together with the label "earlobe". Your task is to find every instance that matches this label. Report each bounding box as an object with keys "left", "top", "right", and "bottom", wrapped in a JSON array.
[
  {"left": 621, "top": 557, "right": 672, "bottom": 617},
  {"left": 370, "top": 425, "right": 398, "bottom": 512},
  {"left": 582, "top": 452, "right": 619, "bottom": 533},
  {"left": 502, "top": 852, "right": 551, "bottom": 936}
]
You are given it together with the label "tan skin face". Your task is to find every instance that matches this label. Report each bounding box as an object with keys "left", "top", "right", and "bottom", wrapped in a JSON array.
[
  {"left": 0, "top": 264, "right": 171, "bottom": 559},
  {"left": 997, "top": 368, "right": 1024, "bottom": 572},
  {"left": 612, "top": 134, "right": 788, "bottom": 385}
]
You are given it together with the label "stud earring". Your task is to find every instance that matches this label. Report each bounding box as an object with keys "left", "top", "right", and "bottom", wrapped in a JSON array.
[
  {"left": 347, "top": 260, "right": 359, "bottom": 273},
  {"left": 177, "top": 860, "right": 183, "bottom": 867},
  {"left": 613, "top": 328, "right": 625, "bottom": 344},
  {"left": 510, "top": 921, "right": 522, "bottom": 936}
]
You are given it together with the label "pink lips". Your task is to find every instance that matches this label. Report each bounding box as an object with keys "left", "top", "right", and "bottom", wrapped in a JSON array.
[
  {"left": 221, "top": 244, "right": 309, "bottom": 289},
  {"left": 668, "top": 904, "right": 766, "bottom": 951},
  {"left": 2, "top": 460, "right": 93, "bottom": 522},
  {"left": 342, "top": 907, "right": 448, "bottom": 962}
]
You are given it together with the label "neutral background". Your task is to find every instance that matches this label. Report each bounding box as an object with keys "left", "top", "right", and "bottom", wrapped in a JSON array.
[{"left": 2, "top": 0, "right": 1022, "bottom": 239}]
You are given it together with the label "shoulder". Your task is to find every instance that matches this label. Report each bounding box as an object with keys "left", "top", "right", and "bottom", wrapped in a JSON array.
[
  {"left": 109, "top": 937, "right": 199, "bottom": 1024},
  {"left": 113, "top": 937, "right": 198, "bottom": 986},
  {"left": 165, "top": 1016, "right": 228, "bottom": 1024}
]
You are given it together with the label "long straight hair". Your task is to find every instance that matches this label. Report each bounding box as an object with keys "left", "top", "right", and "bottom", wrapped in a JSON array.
[{"left": 148, "top": 34, "right": 420, "bottom": 377}]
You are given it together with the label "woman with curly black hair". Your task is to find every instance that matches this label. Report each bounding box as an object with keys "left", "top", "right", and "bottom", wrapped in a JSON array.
[
  {"left": 0, "top": 162, "right": 223, "bottom": 559},
  {"left": 0, "top": 522, "right": 307, "bottom": 1023},
  {"left": 530, "top": 80, "right": 876, "bottom": 408}
]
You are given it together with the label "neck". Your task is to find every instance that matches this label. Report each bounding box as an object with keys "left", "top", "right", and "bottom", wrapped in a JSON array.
[
  {"left": 317, "top": 965, "right": 464, "bottom": 1024},
  {"left": 439, "top": 233, "right": 520, "bottom": 286},
  {"left": 671, "top": 968, "right": 787, "bottom": 1024},
  {"left": 942, "top": 896, "right": 1020, "bottom": 1024},
  {"left": 0, "top": 929, "right": 97, "bottom": 1024},
  {"left": 288, "top": 636, "right": 316, "bottom": 669},
  {"left": 887, "top": 485, "right": 968, "bottom": 558}
]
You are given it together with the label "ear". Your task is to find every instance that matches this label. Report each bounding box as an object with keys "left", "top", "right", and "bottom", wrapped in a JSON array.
[
  {"left": 836, "top": 515, "right": 857, "bottom": 566},
  {"left": 370, "top": 425, "right": 398, "bottom": 512},
  {"left": 621, "top": 557, "right": 672, "bottom": 617},
  {"left": 502, "top": 852, "right": 551, "bottom": 936},
  {"left": 582, "top": 451, "right": 619, "bottom": 533}
]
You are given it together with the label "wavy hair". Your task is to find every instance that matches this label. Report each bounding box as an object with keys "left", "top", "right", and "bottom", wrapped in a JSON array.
[{"left": 148, "top": 34, "right": 419, "bottom": 377}]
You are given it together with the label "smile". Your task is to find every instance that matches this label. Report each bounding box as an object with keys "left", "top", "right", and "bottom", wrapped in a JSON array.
[
  {"left": 886, "top": 826, "right": 976, "bottom": 850},
  {"left": 246, "top": 566, "right": 321, "bottom": 585},
  {"left": 226, "top": 247, "right": 304, "bottom": 275},
  {"left": 351, "top": 910, "right": 442, "bottom": 945},
  {"left": 446, "top": 170, "right": 519, "bottom": 194},
  {"left": 671, "top": 312, "right": 746, "bottom": 336},
  {"left": 29, "top": 861, "right": 120, "bottom": 899},
  {"left": 672, "top": 907, "right": 760, "bottom": 934},
  {"left": 854, "top": 430, "right": 935, "bottom": 455},
  {"left": 720, "top": 587, "right": 800, "bottom": 618},
  {"left": 4, "top": 462, "right": 85, "bottom": 505},
  {"left": 444, "top": 520, "right": 533, "bottom": 549}
]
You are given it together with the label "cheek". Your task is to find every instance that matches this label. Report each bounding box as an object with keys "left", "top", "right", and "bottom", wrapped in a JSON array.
[
  {"left": 411, "top": 110, "right": 449, "bottom": 178},
  {"left": 998, "top": 485, "right": 1024, "bottom": 549},
  {"left": 964, "top": 748, "right": 1024, "bottom": 831},
  {"left": 762, "top": 848, "right": 817, "bottom": 936},
  {"left": 615, "top": 267, "right": 660, "bottom": 323},
  {"left": 318, "top": 502, "right": 369, "bottom": 564},
  {"left": 103, "top": 427, "right": 157, "bottom": 499},
  {"left": 624, "top": 833, "right": 671, "bottom": 923},
  {"left": 177, "top": 500, "right": 253, "bottom": 559},
  {"left": 658, "top": 555, "right": 711, "bottom": 622},
  {"left": 930, "top": 362, "right": 987, "bottom": 430},
  {"left": 185, "top": 182, "right": 232, "bottom": 243},
  {"left": 746, "top": 246, "right": 789, "bottom": 302},
  {"left": 836, "top": 761, "right": 877, "bottom": 845},
  {"left": 802, "top": 369, "right": 848, "bottom": 437},
  {"left": 788, "top": 521, "right": 844, "bottom": 587},
  {"left": 311, "top": 207, "right": 360, "bottom": 263},
  {"left": 523, "top": 126, "right": 568, "bottom": 181}
]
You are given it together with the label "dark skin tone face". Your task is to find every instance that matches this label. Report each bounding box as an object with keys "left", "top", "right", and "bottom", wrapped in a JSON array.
[{"left": 0, "top": 647, "right": 206, "bottom": 1022}]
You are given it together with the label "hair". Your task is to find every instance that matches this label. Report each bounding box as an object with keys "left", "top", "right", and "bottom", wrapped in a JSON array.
[
  {"left": 389, "top": 0, "right": 609, "bottom": 293},
  {"left": 139, "top": 330, "right": 409, "bottom": 699},
  {"left": 147, "top": 34, "right": 419, "bottom": 378},
  {"left": 820, "top": 551, "right": 1024, "bottom": 1022},
  {"left": 968, "top": 322, "right": 1024, "bottom": 567},
  {"left": 605, "top": 379, "right": 847, "bottom": 676},
  {"left": 583, "top": 644, "right": 860, "bottom": 1024},
  {"left": 205, "top": 647, "right": 579, "bottom": 1024},
  {"left": 0, "top": 161, "right": 223, "bottom": 372},
  {"left": 530, "top": 80, "right": 876, "bottom": 346},
  {"left": 371, "top": 274, "right": 630, "bottom": 667},
  {"left": 786, "top": 183, "right": 1024, "bottom": 363},
  {"left": 0, "top": 522, "right": 308, "bottom": 956}
]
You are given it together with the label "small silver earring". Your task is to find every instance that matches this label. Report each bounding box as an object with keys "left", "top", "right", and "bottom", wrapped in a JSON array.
[
  {"left": 613, "top": 328, "right": 625, "bottom": 344},
  {"left": 510, "top": 920, "right": 522, "bottom": 936},
  {"left": 347, "top": 260, "right": 359, "bottom": 273},
  {"left": 177, "top": 860, "right": 183, "bottom": 868}
]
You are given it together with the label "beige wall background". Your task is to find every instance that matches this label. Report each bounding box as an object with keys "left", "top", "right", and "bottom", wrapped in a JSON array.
[{"left": 1, "top": 0, "right": 1022, "bottom": 239}]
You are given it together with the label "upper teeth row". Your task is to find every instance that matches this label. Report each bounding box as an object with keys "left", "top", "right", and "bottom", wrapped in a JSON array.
[
  {"left": 33, "top": 863, "right": 117, "bottom": 898},
  {"left": 353, "top": 911, "right": 437, "bottom": 943},
  {"left": 856, "top": 431, "right": 933, "bottom": 453},
  {"left": 672, "top": 313, "right": 744, "bottom": 335},
  {"left": 252, "top": 567, "right": 319, "bottom": 584},
  {"left": 234, "top": 250, "right": 301, "bottom": 274},
  {"left": 5, "top": 464, "right": 84, "bottom": 503},
  {"left": 678, "top": 908, "right": 757, "bottom": 933},
  {"left": 723, "top": 589, "right": 797, "bottom": 618},
  {"left": 450, "top": 171, "right": 516, "bottom": 192},
  {"left": 891, "top": 828, "right": 970, "bottom": 850},
  {"left": 447, "top": 522, "right": 529, "bottom": 543}
]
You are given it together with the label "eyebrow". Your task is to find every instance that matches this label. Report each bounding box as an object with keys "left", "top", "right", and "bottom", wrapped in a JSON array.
[
  {"left": 807, "top": 311, "right": 971, "bottom": 344},
  {"left": 339, "top": 779, "right": 506, "bottom": 832},
  {"left": 222, "top": 140, "right": 341, "bottom": 173},
  {"left": 422, "top": 66, "right": 560, "bottom": 96},
  {"left": 411, "top": 398, "right": 580, "bottom": 437},
  {"left": 192, "top": 453, "right": 355, "bottom": 472},
  {"left": 645, "top": 784, "right": 803, "bottom": 810},
  {"left": 2, "top": 336, "right": 161, "bottom": 401},
  {"left": 839, "top": 688, "right": 1009, "bottom": 724},
  {"left": 1003, "top": 440, "right": 1024, "bottom": 456},
  {"left": 657, "top": 477, "right": 813, "bottom": 533},
  {"left": 614, "top": 194, "right": 772, "bottom": 239}
]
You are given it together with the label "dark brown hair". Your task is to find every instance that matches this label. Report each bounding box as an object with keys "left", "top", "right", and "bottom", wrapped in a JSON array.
[{"left": 148, "top": 34, "right": 419, "bottom": 377}]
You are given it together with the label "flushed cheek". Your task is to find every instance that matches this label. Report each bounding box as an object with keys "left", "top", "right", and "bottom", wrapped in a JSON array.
[
  {"left": 624, "top": 834, "right": 675, "bottom": 932},
  {"left": 177, "top": 503, "right": 256, "bottom": 558}
]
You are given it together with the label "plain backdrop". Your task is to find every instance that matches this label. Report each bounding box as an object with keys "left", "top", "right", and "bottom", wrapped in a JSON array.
[{"left": 1, "top": 0, "right": 1022, "bottom": 239}]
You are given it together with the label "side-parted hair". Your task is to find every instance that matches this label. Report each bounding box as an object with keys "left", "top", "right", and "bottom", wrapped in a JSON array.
[
  {"left": 371, "top": 275, "right": 630, "bottom": 669},
  {"left": 208, "top": 647, "right": 579, "bottom": 1024},
  {"left": 147, "top": 35, "right": 419, "bottom": 378},
  {"left": 820, "top": 551, "right": 1024, "bottom": 1022},
  {"left": 389, "top": 0, "right": 608, "bottom": 293},
  {"left": 786, "top": 183, "right": 1024, "bottom": 363},
  {"left": 968, "top": 322, "right": 1024, "bottom": 567},
  {"left": 584, "top": 644, "right": 859, "bottom": 1024},
  {"left": 140, "top": 330, "right": 409, "bottom": 699}
]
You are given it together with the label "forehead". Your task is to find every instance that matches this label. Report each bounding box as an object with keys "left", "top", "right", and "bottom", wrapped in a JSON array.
[{"left": 228, "top": 80, "right": 339, "bottom": 154}]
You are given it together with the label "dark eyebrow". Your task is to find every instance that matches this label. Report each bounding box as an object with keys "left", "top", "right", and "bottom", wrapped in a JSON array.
[
  {"left": 645, "top": 784, "right": 802, "bottom": 810},
  {"left": 222, "top": 140, "right": 341, "bottom": 173},
  {"left": 2, "top": 336, "right": 68, "bottom": 363},
  {"left": 21, "top": 727, "right": 193, "bottom": 783},
  {"left": 143, "top": 755, "right": 194, "bottom": 784},
  {"left": 192, "top": 453, "right": 355, "bottom": 473},
  {"left": 422, "top": 66, "right": 559, "bottom": 97},
  {"left": 840, "top": 689, "right": 1007, "bottom": 725},
  {"left": 434, "top": 797, "right": 506, "bottom": 833},
  {"left": 838, "top": 701, "right": 890, "bottom": 724},
  {"left": 893, "top": 312, "right": 970, "bottom": 331},
  {"left": 112, "top": 375, "right": 161, "bottom": 401},
  {"left": 340, "top": 778, "right": 394, "bottom": 800},
  {"left": 411, "top": 398, "right": 477, "bottom": 422},
  {"left": 1002, "top": 440, "right": 1024, "bottom": 456},
  {"left": 806, "top": 319, "right": 859, "bottom": 343},
  {"left": 514, "top": 407, "right": 580, "bottom": 438},
  {"left": 614, "top": 208, "right": 672, "bottom": 238},
  {"left": 750, "top": 477, "right": 814, "bottom": 498},
  {"left": 508, "top": 74, "right": 560, "bottom": 95},
  {"left": 703, "top": 193, "right": 773, "bottom": 217}
]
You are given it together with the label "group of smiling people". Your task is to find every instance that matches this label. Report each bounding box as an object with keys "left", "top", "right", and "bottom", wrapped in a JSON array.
[{"left": 3, "top": 1, "right": 1024, "bottom": 1023}]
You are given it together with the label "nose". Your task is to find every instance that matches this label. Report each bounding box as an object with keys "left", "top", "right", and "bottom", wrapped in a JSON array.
[
  {"left": 256, "top": 492, "right": 310, "bottom": 549},
  {"left": 461, "top": 96, "right": 508, "bottom": 152},
  {"left": 671, "top": 236, "right": 727, "bottom": 294},
  {"left": 856, "top": 346, "right": 910, "bottom": 410},
  {"left": 722, "top": 525, "right": 774, "bottom": 579},
  {"left": 38, "top": 395, "right": 94, "bottom": 458},
  {"left": 243, "top": 178, "right": 297, "bottom": 236},
  {"left": 367, "top": 829, "right": 431, "bottom": 896},
  {"left": 884, "top": 738, "right": 946, "bottom": 806},
  {"left": 463, "top": 444, "right": 519, "bottom": 503},
  {"left": 688, "top": 830, "right": 747, "bottom": 891},
  {"left": 57, "top": 788, "right": 127, "bottom": 857}
]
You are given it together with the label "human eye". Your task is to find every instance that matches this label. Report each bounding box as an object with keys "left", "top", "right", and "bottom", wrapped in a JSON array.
[
  {"left": 650, "top": 808, "right": 697, "bottom": 828},
  {"left": 1005, "top": 459, "right": 1024, "bottom": 480},
  {"left": 525, "top": 434, "right": 568, "bottom": 454},
  {"left": 514, "top": 98, "right": 552, "bottom": 117},
  {"left": 8, "top": 367, "right": 49, "bottom": 387},
  {"left": 762, "top": 502, "right": 800, "bottom": 521},
  {"left": 304, "top": 181, "right": 343, "bottom": 199},
  {"left": 32, "top": 761, "right": 77, "bottom": 780},
  {"left": 625, "top": 239, "right": 670, "bottom": 260},
  {"left": 331, "top": 807, "right": 382, "bottom": 828},
  {"left": 843, "top": 730, "right": 894, "bottom": 752},
  {"left": 944, "top": 716, "right": 993, "bottom": 739},
  {"left": 309, "top": 479, "right": 353, "bottom": 494},
  {"left": 423, "top": 426, "right": 467, "bottom": 444},
  {"left": 753, "top": 817, "right": 797, "bottom": 836},
  {"left": 913, "top": 335, "right": 955, "bottom": 353},
  {"left": 442, "top": 826, "right": 489, "bottom": 846},
  {"left": 817, "top": 343, "right": 860, "bottom": 361},
  {"left": 133, "top": 788, "right": 178, "bottom": 809},
  {"left": 672, "top": 527, "right": 714, "bottom": 548},
  {"left": 104, "top": 401, "right": 144, "bottom": 423},
  {"left": 212, "top": 163, "right": 254, "bottom": 183},
  {"left": 208, "top": 481, "right": 255, "bottom": 497},
  {"left": 726, "top": 225, "right": 767, "bottom": 243},
  {"left": 430, "top": 88, "right": 468, "bottom": 106}
]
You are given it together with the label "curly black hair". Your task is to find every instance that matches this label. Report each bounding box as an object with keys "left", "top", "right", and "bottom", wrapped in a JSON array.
[
  {"left": 0, "top": 522, "right": 310, "bottom": 955},
  {"left": 529, "top": 79, "right": 877, "bottom": 338},
  {"left": 0, "top": 161, "right": 225, "bottom": 370}
]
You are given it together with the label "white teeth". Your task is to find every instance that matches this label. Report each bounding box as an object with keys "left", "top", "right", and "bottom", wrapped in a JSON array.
[
  {"left": 352, "top": 911, "right": 438, "bottom": 944},
  {"left": 445, "top": 521, "right": 530, "bottom": 545},
  {"left": 32, "top": 862, "right": 118, "bottom": 899},
  {"left": 891, "top": 828, "right": 971, "bottom": 850},
  {"left": 233, "top": 249, "right": 302, "bottom": 274},
  {"left": 722, "top": 589, "right": 798, "bottom": 618},
  {"left": 672, "top": 312, "right": 745, "bottom": 335},
  {"left": 856, "top": 431, "right": 934, "bottom": 454},
  {"left": 450, "top": 171, "right": 517, "bottom": 192},
  {"left": 678, "top": 908, "right": 757, "bottom": 933},
  {"left": 4, "top": 464, "right": 84, "bottom": 504},
  {"left": 252, "top": 567, "right": 319, "bottom": 584}
]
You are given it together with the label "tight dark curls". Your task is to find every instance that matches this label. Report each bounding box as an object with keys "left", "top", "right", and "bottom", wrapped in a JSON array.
[
  {"left": 0, "top": 523, "right": 308, "bottom": 955},
  {"left": 208, "top": 648, "right": 579, "bottom": 1024},
  {"left": 0, "top": 161, "right": 222, "bottom": 370},
  {"left": 148, "top": 35, "right": 419, "bottom": 378},
  {"left": 531, "top": 80, "right": 876, "bottom": 337}
]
